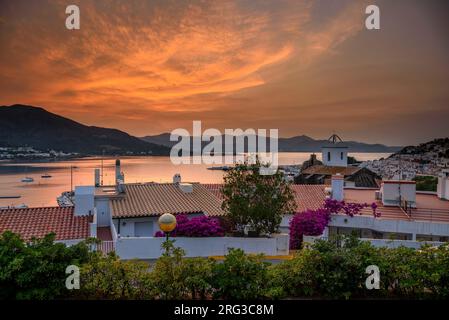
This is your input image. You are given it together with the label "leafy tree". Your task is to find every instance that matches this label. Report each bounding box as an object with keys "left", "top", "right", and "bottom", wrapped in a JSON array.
[{"left": 222, "top": 161, "right": 297, "bottom": 236}]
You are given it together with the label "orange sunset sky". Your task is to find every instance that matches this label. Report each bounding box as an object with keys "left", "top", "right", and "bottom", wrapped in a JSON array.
[{"left": 0, "top": 0, "right": 448, "bottom": 145}]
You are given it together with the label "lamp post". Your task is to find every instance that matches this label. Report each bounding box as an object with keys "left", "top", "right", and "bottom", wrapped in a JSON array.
[{"left": 158, "top": 213, "right": 177, "bottom": 242}]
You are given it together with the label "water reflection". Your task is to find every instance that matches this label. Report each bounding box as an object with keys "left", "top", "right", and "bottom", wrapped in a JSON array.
[{"left": 0, "top": 153, "right": 389, "bottom": 207}]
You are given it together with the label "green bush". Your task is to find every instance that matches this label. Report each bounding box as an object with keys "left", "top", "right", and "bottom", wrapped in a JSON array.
[
  {"left": 211, "top": 248, "right": 269, "bottom": 299},
  {"left": 79, "top": 252, "right": 155, "bottom": 299},
  {"left": 269, "top": 238, "right": 449, "bottom": 299},
  {"left": 0, "top": 231, "right": 90, "bottom": 299},
  {"left": 2, "top": 230, "right": 449, "bottom": 300},
  {"left": 150, "top": 240, "right": 216, "bottom": 299}
]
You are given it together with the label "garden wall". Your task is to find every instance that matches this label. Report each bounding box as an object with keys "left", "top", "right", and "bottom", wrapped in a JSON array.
[{"left": 115, "top": 234, "right": 289, "bottom": 260}]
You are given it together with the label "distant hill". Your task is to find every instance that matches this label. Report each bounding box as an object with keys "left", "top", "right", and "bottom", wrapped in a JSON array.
[
  {"left": 394, "top": 138, "right": 449, "bottom": 158},
  {"left": 140, "top": 133, "right": 401, "bottom": 153},
  {"left": 0, "top": 105, "right": 170, "bottom": 156}
]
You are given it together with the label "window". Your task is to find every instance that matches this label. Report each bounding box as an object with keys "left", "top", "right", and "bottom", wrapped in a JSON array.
[
  {"left": 327, "top": 152, "right": 331, "bottom": 162},
  {"left": 341, "top": 152, "right": 343, "bottom": 160}
]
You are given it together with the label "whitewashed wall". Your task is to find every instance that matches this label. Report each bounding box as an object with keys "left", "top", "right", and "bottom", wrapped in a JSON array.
[
  {"left": 329, "top": 214, "right": 449, "bottom": 238},
  {"left": 115, "top": 234, "right": 289, "bottom": 260},
  {"left": 95, "top": 197, "right": 111, "bottom": 227}
]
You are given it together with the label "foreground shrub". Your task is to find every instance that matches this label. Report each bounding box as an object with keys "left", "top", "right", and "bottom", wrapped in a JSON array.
[
  {"left": 211, "top": 248, "right": 269, "bottom": 299},
  {"left": 0, "top": 231, "right": 90, "bottom": 299},
  {"left": 151, "top": 240, "right": 216, "bottom": 299},
  {"left": 270, "top": 237, "right": 449, "bottom": 299},
  {"left": 79, "top": 253, "right": 155, "bottom": 299}
]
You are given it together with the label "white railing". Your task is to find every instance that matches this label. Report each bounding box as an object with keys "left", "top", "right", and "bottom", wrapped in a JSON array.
[
  {"left": 109, "top": 215, "right": 118, "bottom": 242},
  {"left": 88, "top": 209, "right": 98, "bottom": 238},
  {"left": 97, "top": 241, "right": 115, "bottom": 254}
]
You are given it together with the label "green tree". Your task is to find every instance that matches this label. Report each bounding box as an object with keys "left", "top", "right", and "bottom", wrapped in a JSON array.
[{"left": 222, "top": 161, "right": 297, "bottom": 236}]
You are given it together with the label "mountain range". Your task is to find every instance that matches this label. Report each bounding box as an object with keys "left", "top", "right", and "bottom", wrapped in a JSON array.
[
  {"left": 140, "top": 133, "right": 401, "bottom": 153},
  {"left": 0, "top": 105, "right": 170, "bottom": 156},
  {"left": 0, "top": 104, "right": 401, "bottom": 156}
]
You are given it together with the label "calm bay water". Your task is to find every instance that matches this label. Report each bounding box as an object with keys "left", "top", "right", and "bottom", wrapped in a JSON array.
[{"left": 0, "top": 152, "right": 390, "bottom": 207}]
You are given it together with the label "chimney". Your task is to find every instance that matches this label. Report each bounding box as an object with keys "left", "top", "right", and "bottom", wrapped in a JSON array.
[
  {"left": 94, "top": 168, "right": 100, "bottom": 187},
  {"left": 115, "top": 159, "right": 121, "bottom": 183},
  {"left": 117, "top": 180, "right": 125, "bottom": 193},
  {"left": 437, "top": 169, "right": 449, "bottom": 200},
  {"left": 74, "top": 186, "right": 95, "bottom": 216},
  {"left": 173, "top": 173, "right": 181, "bottom": 184},
  {"left": 331, "top": 174, "right": 344, "bottom": 201}
]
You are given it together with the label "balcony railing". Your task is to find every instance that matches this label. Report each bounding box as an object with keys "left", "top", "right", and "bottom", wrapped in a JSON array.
[{"left": 96, "top": 240, "right": 115, "bottom": 254}]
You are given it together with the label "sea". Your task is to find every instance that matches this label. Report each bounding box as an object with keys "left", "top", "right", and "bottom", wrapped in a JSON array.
[{"left": 0, "top": 152, "right": 390, "bottom": 208}]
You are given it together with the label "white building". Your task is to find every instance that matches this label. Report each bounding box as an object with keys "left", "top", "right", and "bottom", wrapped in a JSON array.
[{"left": 321, "top": 134, "right": 348, "bottom": 167}]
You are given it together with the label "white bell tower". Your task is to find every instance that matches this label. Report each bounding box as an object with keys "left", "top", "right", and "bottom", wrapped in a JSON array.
[{"left": 321, "top": 134, "right": 348, "bottom": 167}]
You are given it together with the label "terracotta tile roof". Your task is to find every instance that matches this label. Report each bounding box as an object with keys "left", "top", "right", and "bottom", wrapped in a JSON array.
[
  {"left": 302, "top": 165, "right": 360, "bottom": 176},
  {"left": 110, "top": 183, "right": 225, "bottom": 218},
  {"left": 0, "top": 207, "right": 91, "bottom": 241},
  {"left": 290, "top": 184, "right": 327, "bottom": 212},
  {"left": 202, "top": 184, "right": 224, "bottom": 199},
  {"left": 202, "top": 184, "right": 327, "bottom": 213},
  {"left": 344, "top": 188, "right": 449, "bottom": 223}
]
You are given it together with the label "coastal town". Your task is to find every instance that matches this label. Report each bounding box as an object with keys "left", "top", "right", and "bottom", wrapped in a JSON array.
[
  {"left": 0, "top": 146, "right": 77, "bottom": 160},
  {"left": 1, "top": 0, "right": 449, "bottom": 307},
  {"left": 362, "top": 139, "right": 449, "bottom": 180}
]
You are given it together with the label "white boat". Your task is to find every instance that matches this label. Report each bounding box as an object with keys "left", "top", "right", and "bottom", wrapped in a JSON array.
[
  {"left": 57, "top": 191, "right": 74, "bottom": 207},
  {"left": 21, "top": 177, "right": 34, "bottom": 183}
]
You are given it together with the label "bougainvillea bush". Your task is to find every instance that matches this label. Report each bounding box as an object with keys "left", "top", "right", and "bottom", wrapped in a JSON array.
[
  {"left": 155, "top": 214, "right": 225, "bottom": 237},
  {"left": 289, "top": 199, "right": 380, "bottom": 249}
]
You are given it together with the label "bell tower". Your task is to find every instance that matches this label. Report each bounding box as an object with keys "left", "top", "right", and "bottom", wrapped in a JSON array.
[{"left": 321, "top": 134, "right": 348, "bottom": 167}]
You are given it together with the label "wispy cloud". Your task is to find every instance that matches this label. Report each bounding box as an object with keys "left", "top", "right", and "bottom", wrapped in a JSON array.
[{"left": 1, "top": 0, "right": 447, "bottom": 144}]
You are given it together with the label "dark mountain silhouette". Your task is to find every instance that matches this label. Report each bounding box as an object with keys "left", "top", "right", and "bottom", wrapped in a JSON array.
[
  {"left": 140, "top": 133, "right": 401, "bottom": 153},
  {"left": 0, "top": 105, "right": 170, "bottom": 155}
]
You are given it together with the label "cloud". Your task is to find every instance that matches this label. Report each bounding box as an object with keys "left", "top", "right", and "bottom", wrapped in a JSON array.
[
  {"left": 5, "top": 0, "right": 446, "bottom": 145},
  {"left": 0, "top": 0, "right": 363, "bottom": 110}
]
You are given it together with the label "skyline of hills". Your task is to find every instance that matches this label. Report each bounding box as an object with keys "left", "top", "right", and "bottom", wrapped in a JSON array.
[
  {"left": 2, "top": 104, "right": 445, "bottom": 156},
  {"left": 0, "top": 105, "right": 170, "bottom": 156},
  {"left": 140, "top": 133, "right": 402, "bottom": 153}
]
